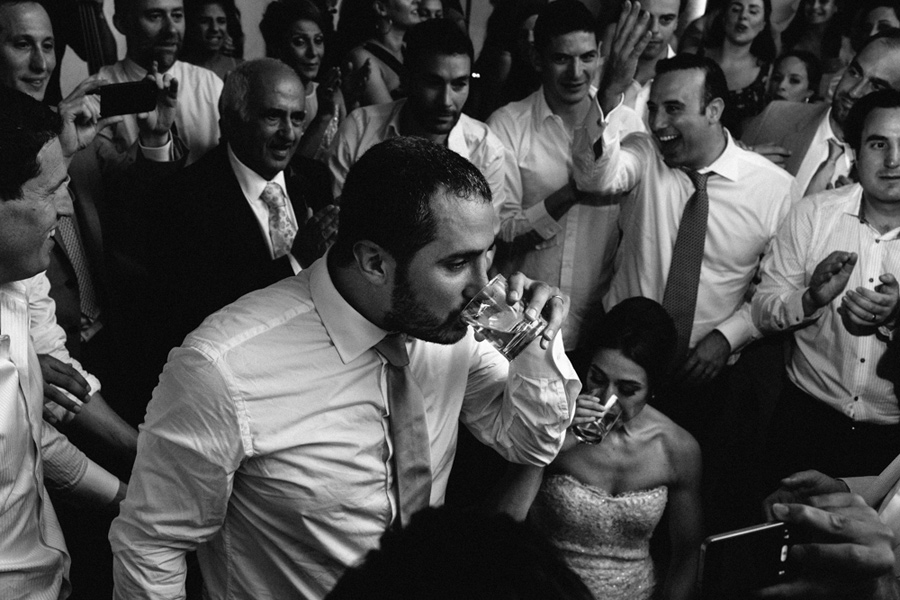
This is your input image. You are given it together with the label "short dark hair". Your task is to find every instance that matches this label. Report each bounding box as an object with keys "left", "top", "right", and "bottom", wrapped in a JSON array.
[
  {"left": 533, "top": 0, "right": 598, "bottom": 54},
  {"left": 844, "top": 88, "right": 900, "bottom": 154},
  {"left": 655, "top": 53, "right": 729, "bottom": 112},
  {"left": 331, "top": 137, "right": 491, "bottom": 267},
  {"left": 259, "top": 0, "right": 327, "bottom": 59},
  {"left": 775, "top": 50, "right": 822, "bottom": 96},
  {"left": 589, "top": 297, "right": 677, "bottom": 394},
  {"left": 403, "top": 18, "right": 474, "bottom": 73},
  {"left": 325, "top": 506, "right": 595, "bottom": 600},
  {"left": 0, "top": 86, "right": 62, "bottom": 200}
]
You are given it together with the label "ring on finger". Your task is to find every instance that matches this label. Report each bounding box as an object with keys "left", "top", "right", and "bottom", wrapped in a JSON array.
[
  {"left": 871, "top": 312, "right": 878, "bottom": 322},
  {"left": 549, "top": 294, "right": 564, "bottom": 304}
]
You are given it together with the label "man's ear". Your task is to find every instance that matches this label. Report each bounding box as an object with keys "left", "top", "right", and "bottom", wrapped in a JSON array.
[
  {"left": 705, "top": 97, "right": 725, "bottom": 124},
  {"left": 373, "top": 0, "right": 388, "bottom": 18},
  {"left": 352, "top": 239, "right": 395, "bottom": 286}
]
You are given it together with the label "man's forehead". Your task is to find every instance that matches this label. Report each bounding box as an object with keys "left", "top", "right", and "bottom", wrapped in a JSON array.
[
  {"left": 414, "top": 53, "right": 471, "bottom": 81},
  {"left": 546, "top": 30, "right": 598, "bottom": 54},
  {"left": 0, "top": 1, "right": 51, "bottom": 32},
  {"left": 250, "top": 74, "right": 304, "bottom": 108},
  {"left": 651, "top": 69, "right": 704, "bottom": 101},
  {"left": 643, "top": 0, "right": 680, "bottom": 16},
  {"left": 858, "top": 40, "right": 900, "bottom": 74},
  {"left": 863, "top": 106, "right": 900, "bottom": 137},
  {"left": 136, "top": 0, "right": 184, "bottom": 12}
]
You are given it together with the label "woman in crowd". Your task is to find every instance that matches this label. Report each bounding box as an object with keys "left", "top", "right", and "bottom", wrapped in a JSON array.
[
  {"left": 768, "top": 49, "right": 821, "bottom": 102},
  {"left": 693, "top": 0, "right": 777, "bottom": 136},
  {"left": 781, "top": 0, "right": 843, "bottom": 72},
  {"left": 182, "top": 0, "right": 244, "bottom": 80},
  {"left": 492, "top": 298, "right": 702, "bottom": 600},
  {"left": 337, "top": 0, "right": 421, "bottom": 106},
  {"left": 467, "top": 0, "right": 547, "bottom": 121},
  {"left": 261, "top": 0, "right": 346, "bottom": 161},
  {"left": 681, "top": 0, "right": 799, "bottom": 55}
]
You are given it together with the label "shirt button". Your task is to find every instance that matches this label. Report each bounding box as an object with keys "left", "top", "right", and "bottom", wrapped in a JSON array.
[
  {"left": 870, "top": 278, "right": 875, "bottom": 283},
  {"left": 861, "top": 358, "right": 866, "bottom": 363},
  {"left": 854, "top": 396, "right": 859, "bottom": 401}
]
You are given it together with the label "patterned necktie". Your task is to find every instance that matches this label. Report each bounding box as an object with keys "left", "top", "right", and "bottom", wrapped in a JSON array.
[
  {"left": 374, "top": 333, "right": 433, "bottom": 527},
  {"left": 56, "top": 216, "right": 100, "bottom": 320},
  {"left": 662, "top": 169, "right": 710, "bottom": 361},
  {"left": 259, "top": 181, "right": 297, "bottom": 259}
]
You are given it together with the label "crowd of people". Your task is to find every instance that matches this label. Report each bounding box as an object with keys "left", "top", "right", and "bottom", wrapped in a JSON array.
[{"left": 1, "top": 0, "right": 899, "bottom": 598}]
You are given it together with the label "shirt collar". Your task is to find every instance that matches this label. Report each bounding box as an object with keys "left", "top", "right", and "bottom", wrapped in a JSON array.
[
  {"left": 226, "top": 143, "right": 288, "bottom": 203},
  {"left": 700, "top": 129, "right": 740, "bottom": 182},
  {"left": 533, "top": 86, "right": 598, "bottom": 132},
  {"left": 386, "top": 98, "right": 405, "bottom": 139},
  {"left": 842, "top": 185, "right": 900, "bottom": 239},
  {"left": 309, "top": 255, "right": 390, "bottom": 364}
]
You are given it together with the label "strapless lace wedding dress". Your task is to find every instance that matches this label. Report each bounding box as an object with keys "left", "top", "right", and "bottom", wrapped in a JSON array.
[{"left": 530, "top": 474, "right": 668, "bottom": 600}]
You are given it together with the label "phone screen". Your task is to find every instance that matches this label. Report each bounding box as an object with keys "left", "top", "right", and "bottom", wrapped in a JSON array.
[
  {"left": 699, "top": 522, "right": 792, "bottom": 600},
  {"left": 98, "top": 80, "right": 157, "bottom": 118}
]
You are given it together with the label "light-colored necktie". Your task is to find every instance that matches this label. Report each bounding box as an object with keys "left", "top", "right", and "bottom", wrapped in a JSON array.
[
  {"left": 662, "top": 169, "right": 710, "bottom": 360},
  {"left": 374, "top": 333, "right": 432, "bottom": 526},
  {"left": 260, "top": 181, "right": 297, "bottom": 259},
  {"left": 56, "top": 216, "right": 100, "bottom": 320}
]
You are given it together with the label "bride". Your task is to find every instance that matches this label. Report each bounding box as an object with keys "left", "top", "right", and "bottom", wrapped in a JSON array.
[{"left": 491, "top": 298, "right": 702, "bottom": 600}]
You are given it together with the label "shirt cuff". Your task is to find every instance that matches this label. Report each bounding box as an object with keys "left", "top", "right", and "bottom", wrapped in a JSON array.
[
  {"left": 76, "top": 459, "right": 123, "bottom": 505},
  {"left": 511, "top": 333, "right": 580, "bottom": 422},
  {"left": 139, "top": 137, "right": 174, "bottom": 162},
  {"left": 524, "top": 200, "right": 564, "bottom": 240}
]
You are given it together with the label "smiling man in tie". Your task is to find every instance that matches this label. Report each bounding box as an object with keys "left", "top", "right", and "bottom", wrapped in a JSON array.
[
  {"left": 111, "top": 135, "right": 580, "bottom": 600},
  {"left": 136, "top": 58, "right": 337, "bottom": 410},
  {"left": 572, "top": 5, "right": 800, "bottom": 535}
]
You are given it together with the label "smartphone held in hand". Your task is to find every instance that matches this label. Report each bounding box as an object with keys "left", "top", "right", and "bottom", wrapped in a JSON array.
[
  {"left": 698, "top": 521, "right": 793, "bottom": 599},
  {"left": 97, "top": 80, "right": 157, "bottom": 118}
]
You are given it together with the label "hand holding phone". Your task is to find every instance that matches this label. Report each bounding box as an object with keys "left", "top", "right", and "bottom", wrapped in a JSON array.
[
  {"left": 698, "top": 521, "right": 793, "bottom": 599},
  {"left": 756, "top": 495, "right": 896, "bottom": 599},
  {"left": 98, "top": 80, "right": 158, "bottom": 118}
]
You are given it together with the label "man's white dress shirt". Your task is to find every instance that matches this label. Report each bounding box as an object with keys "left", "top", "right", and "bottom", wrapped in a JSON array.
[
  {"left": 97, "top": 59, "right": 223, "bottom": 165},
  {"left": 1, "top": 278, "right": 119, "bottom": 599},
  {"left": 110, "top": 257, "right": 579, "bottom": 600},
  {"left": 488, "top": 89, "right": 645, "bottom": 351},
  {"left": 327, "top": 98, "right": 517, "bottom": 215},
  {"left": 752, "top": 184, "right": 900, "bottom": 424},
  {"left": 573, "top": 100, "right": 800, "bottom": 353}
]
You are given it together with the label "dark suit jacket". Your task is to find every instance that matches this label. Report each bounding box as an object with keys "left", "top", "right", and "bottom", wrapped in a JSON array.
[
  {"left": 741, "top": 101, "right": 831, "bottom": 177},
  {"left": 139, "top": 144, "right": 333, "bottom": 399}
]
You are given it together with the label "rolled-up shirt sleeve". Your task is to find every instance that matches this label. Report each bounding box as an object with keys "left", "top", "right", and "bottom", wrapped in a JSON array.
[
  {"left": 573, "top": 97, "right": 646, "bottom": 195},
  {"left": 752, "top": 198, "right": 823, "bottom": 334},
  {"left": 110, "top": 345, "right": 246, "bottom": 600},
  {"left": 26, "top": 273, "right": 101, "bottom": 423},
  {"left": 460, "top": 334, "right": 580, "bottom": 465}
]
